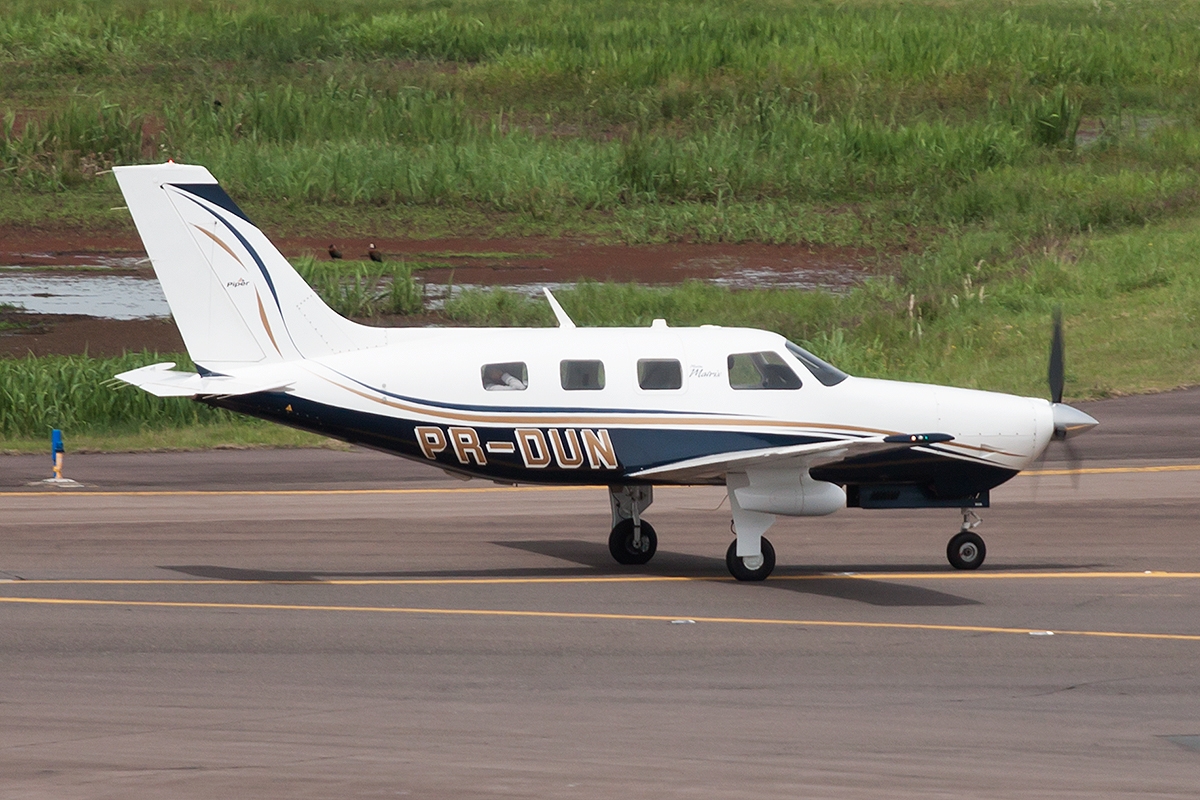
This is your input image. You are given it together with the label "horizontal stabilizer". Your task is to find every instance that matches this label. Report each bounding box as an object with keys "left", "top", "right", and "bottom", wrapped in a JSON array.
[{"left": 115, "top": 362, "right": 293, "bottom": 398}]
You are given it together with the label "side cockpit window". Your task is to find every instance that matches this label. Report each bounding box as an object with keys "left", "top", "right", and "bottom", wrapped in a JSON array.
[
  {"left": 727, "top": 352, "right": 802, "bottom": 390},
  {"left": 637, "top": 359, "right": 682, "bottom": 390},
  {"left": 561, "top": 360, "right": 605, "bottom": 390},
  {"left": 482, "top": 362, "right": 528, "bottom": 391},
  {"left": 785, "top": 341, "right": 849, "bottom": 386}
]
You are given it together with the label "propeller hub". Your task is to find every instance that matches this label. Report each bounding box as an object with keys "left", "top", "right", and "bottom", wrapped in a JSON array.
[{"left": 1051, "top": 403, "right": 1099, "bottom": 440}]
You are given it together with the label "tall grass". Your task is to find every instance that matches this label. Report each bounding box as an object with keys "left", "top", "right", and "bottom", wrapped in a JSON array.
[
  {"left": 169, "top": 82, "right": 469, "bottom": 146},
  {"left": 292, "top": 256, "right": 423, "bottom": 317},
  {"left": 4, "top": 0, "right": 1200, "bottom": 242},
  {"left": 3, "top": 1, "right": 1198, "bottom": 94},
  {"left": 2, "top": 99, "right": 144, "bottom": 190},
  {"left": 0, "top": 352, "right": 233, "bottom": 438}
]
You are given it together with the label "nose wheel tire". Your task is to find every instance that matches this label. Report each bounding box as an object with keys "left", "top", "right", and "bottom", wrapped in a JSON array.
[
  {"left": 609, "top": 519, "right": 657, "bottom": 565},
  {"left": 947, "top": 531, "right": 986, "bottom": 570},
  {"left": 726, "top": 537, "right": 776, "bottom": 581}
]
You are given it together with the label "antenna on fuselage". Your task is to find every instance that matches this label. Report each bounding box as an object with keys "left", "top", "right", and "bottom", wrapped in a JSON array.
[{"left": 543, "top": 288, "right": 576, "bottom": 329}]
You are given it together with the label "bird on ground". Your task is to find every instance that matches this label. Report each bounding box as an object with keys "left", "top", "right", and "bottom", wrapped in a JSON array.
[
  {"left": 368, "top": 243, "right": 384, "bottom": 263},
  {"left": 328, "top": 244, "right": 342, "bottom": 259}
]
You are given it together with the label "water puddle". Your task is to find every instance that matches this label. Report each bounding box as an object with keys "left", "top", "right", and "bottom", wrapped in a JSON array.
[
  {"left": 416, "top": 267, "right": 857, "bottom": 311},
  {"left": 0, "top": 271, "right": 170, "bottom": 319},
  {"left": 0, "top": 252, "right": 862, "bottom": 319}
]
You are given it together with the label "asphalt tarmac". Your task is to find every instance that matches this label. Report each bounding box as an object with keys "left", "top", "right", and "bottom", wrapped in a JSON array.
[{"left": 1, "top": 388, "right": 1199, "bottom": 798}]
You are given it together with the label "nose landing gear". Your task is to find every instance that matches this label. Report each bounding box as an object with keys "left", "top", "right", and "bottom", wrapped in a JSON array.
[{"left": 947, "top": 509, "right": 986, "bottom": 570}]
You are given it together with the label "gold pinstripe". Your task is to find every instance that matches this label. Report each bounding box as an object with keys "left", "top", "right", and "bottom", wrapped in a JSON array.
[
  {"left": 255, "top": 291, "right": 282, "bottom": 356},
  {"left": 305, "top": 372, "right": 1022, "bottom": 468},
  {"left": 191, "top": 224, "right": 245, "bottom": 268}
]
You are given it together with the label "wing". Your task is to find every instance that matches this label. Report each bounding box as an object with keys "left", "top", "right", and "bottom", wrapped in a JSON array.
[
  {"left": 627, "top": 433, "right": 953, "bottom": 484},
  {"left": 115, "top": 362, "right": 294, "bottom": 398}
]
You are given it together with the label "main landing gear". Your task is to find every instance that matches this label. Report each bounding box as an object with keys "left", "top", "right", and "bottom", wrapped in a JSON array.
[
  {"left": 605, "top": 487, "right": 987, "bottom": 579},
  {"left": 726, "top": 536, "right": 775, "bottom": 582},
  {"left": 607, "top": 485, "right": 656, "bottom": 565},
  {"left": 947, "top": 509, "right": 986, "bottom": 570},
  {"left": 606, "top": 478, "right": 781, "bottom": 581}
]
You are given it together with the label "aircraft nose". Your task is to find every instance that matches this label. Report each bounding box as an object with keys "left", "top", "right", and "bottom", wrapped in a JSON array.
[{"left": 1052, "top": 403, "right": 1098, "bottom": 440}]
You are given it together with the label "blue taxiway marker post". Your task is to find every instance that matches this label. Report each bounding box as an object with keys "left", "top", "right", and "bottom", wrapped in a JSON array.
[
  {"left": 30, "top": 429, "right": 80, "bottom": 487},
  {"left": 51, "top": 429, "right": 65, "bottom": 480}
]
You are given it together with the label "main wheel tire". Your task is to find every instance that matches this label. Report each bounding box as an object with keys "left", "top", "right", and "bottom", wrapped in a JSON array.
[
  {"left": 947, "top": 530, "right": 986, "bottom": 570},
  {"left": 608, "top": 519, "right": 657, "bottom": 565},
  {"left": 725, "top": 537, "right": 776, "bottom": 581}
]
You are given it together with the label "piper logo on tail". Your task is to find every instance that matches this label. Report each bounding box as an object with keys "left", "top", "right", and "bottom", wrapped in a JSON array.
[{"left": 415, "top": 426, "right": 618, "bottom": 470}]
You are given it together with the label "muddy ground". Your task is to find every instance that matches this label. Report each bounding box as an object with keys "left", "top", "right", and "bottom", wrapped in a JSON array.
[{"left": 0, "top": 227, "right": 874, "bottom": 358}]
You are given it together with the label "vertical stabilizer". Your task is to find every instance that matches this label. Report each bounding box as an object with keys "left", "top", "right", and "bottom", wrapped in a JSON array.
[{"left": 113, "top": 163, "right": 387, "bottom": 370}]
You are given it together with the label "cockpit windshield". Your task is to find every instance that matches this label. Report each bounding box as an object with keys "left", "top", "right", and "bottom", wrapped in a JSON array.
[{"left": 785, "top": 341, "right": 849, "bottom": 386}]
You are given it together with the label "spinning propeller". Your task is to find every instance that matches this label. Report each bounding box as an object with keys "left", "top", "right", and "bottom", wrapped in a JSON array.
[{"left": 1042, "top": 308, "right": 1099, "bottom": 485}]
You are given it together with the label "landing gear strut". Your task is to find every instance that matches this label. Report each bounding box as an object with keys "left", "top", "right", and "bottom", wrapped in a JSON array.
[
  {"left": 608, "top": 485, "right": 656, "bottom": 566},
  {"left": 725, "top": 472, "right": 778, "bottom": 581},
  {"left": 947, "top": 509, "right": 986, "bottom": 570}
]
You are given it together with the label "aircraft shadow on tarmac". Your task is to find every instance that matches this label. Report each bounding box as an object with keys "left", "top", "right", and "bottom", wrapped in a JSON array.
[
  {"left": 497, "top": 540, "right": 981, "bottom": 607},
  {"left": 163, "top": 540, "right": 1083, "bottom": 608}
]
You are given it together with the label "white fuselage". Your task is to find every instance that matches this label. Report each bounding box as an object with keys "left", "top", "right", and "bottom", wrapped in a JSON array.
[{"left": 218, "top": 323, "right": 1055, "bottom": 489}]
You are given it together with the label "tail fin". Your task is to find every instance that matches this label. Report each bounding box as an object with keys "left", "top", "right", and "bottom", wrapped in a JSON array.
[{"left": 113, "top": 162, "right": 387, "bottom": 370}]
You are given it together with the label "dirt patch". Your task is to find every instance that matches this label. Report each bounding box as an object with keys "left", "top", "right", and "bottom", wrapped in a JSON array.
[
  {"left": 0, "top": 227, "right": 876, "bottom": 357},
  {"left": 0, "top": 313, "right": 184, "bottom": 358},
  {"left": 294, "top": 236, "right": 871, "bottom": 294},
  {"left": 1, "top": 227, "right": 873, "bottom": 288}
]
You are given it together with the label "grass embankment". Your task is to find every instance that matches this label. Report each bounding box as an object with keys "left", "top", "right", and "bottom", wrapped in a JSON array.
[
  {"left": 2, "top": 0, "right": 1199, "bottom": 449},
  {"left": 3, "top": 207, "right": 1197, "bottom": 452},
  {"left": 4, "top": 0, "right": 1199, "bottom": 244}
]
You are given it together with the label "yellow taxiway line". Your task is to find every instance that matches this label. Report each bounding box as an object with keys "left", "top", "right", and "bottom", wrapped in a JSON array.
[
  {"left": 1020, "top": 463, "right": 1200, "bottom": 477},
  {"left": 3, "top": 570, "right": 1199, "bottom": 586},
  {"left": 0, "top": 595, "right": 1197, "bottom": 642}
]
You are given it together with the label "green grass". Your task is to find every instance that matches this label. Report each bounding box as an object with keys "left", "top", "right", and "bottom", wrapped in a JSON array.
[
  {"left": 292, "top": 256, "right": 423, "bottom": 316},
  {"left": 0, "top": 352, "right": 236, "bottom": 438},
  {"left": 2, "top": 0, "right": 1199, "bottom": 452},
  {"left": 4, "top": 0, "right": 1200, "bottom": 248},
  {"left": 0, "top": 351, "right": 343, "bottom": 449}
]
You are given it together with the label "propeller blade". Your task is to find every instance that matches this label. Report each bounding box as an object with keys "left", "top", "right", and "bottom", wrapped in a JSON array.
[{"left": 1049, "top": 307, "right": 1064, "bottom": 405}]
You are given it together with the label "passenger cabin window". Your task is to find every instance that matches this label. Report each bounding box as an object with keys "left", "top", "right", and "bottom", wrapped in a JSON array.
[
  {"left": 637, "top": 359, "right": 682, "bottom": 390},
  {"left": 481, "top": 362, "right": 528, "bottom": 391},
  {"left": 785, "top": 341, "right": 849, "bottom": 386},
  {"left": 561, "top": 360, "right": 605, "bottom": 390},
  {"left": 727, "top": 352, "right": 802, "bottom": 390}
]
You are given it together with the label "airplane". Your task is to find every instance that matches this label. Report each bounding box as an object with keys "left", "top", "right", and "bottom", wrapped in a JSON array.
[{"left": 111, "top": 162, "right": 1099, "bottom": 581}]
